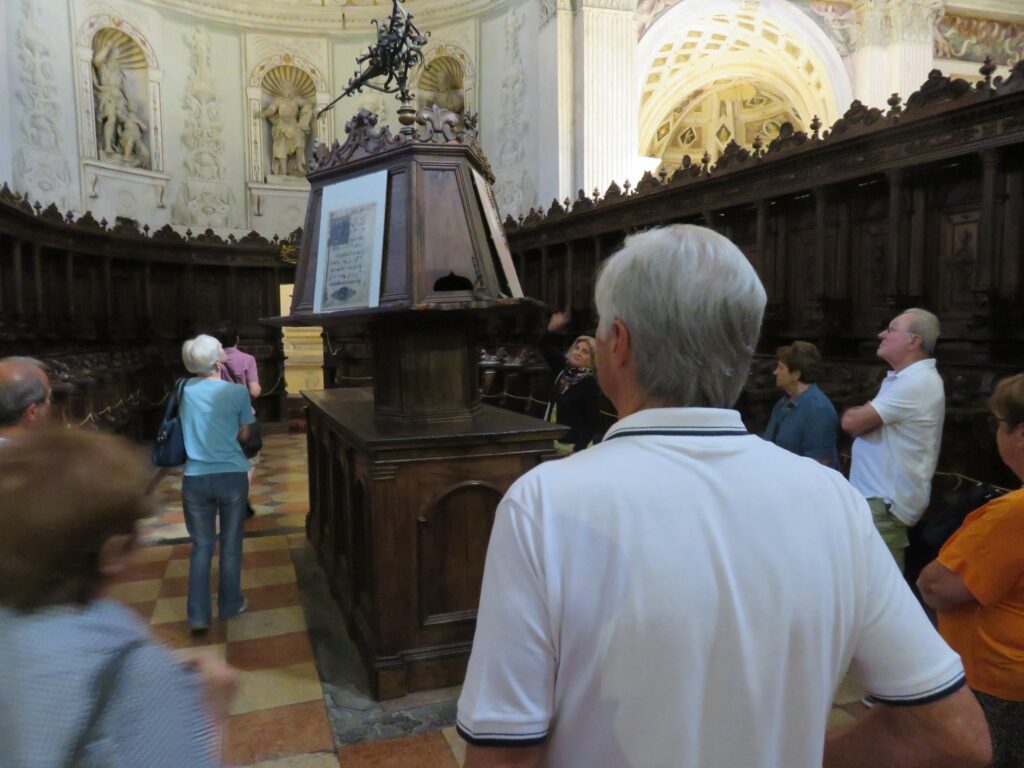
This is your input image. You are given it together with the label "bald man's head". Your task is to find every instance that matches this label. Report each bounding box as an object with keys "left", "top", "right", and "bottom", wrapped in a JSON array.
[{"left": 0, "top": 357, "right": 52, "bottom": 431}]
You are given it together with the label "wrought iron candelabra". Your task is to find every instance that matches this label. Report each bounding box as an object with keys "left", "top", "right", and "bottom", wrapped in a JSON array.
[{"left": 317, "top": 0, "right": 429, "bottom": 135}]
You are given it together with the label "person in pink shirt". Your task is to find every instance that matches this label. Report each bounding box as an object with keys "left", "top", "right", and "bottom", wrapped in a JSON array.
[{"left": 213, "top": 322, "right": 261, "bottom": 519}]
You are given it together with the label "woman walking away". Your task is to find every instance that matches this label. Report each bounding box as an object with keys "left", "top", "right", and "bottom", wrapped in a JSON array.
[{"left": 180, "top": 334, "right": 255, "bottom": 633}]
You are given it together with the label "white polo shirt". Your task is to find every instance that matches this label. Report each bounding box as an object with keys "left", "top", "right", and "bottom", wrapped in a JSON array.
[
  {"left": 849, "top": 359, "right": 945, "bottom": 526},
  {"left": 457, "top": 408, "right": 964, "bottom": 768}
]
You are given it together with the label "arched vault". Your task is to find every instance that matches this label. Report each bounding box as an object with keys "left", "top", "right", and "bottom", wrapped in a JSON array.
[{"left": 637, "top": 0, "right": 852, "bottom": 163}]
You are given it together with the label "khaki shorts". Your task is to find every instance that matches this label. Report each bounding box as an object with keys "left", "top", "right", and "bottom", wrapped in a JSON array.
[{"left": 867, "top": 497, "right": 909, "bottom": 572}]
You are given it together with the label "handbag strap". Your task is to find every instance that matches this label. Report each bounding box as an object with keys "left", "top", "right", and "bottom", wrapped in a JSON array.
[
  {"left": 67, "top": 639, "right": 145, "bottom": 765},
  {"left": 164, "top": 378, "right": 186, "bottom": 420}
]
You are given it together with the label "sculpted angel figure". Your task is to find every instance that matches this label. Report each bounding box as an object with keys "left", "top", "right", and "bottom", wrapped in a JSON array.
[
  {"left": 118, "top": 107, "right": 150, "bottom": 167},
  {"left": 260, "top": 84, "right": 314, "bottom": 176}
]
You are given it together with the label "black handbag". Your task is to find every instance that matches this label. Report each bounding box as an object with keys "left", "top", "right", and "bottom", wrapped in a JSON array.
[
  {"left": 240, "top": 420, "right": 263, "bottom": 459},
  {"left": 151, "top": 378, "right": 187, "bottom": 467},
  {"left": 221, "top": 363, "right": 262, "bottom": 458}
]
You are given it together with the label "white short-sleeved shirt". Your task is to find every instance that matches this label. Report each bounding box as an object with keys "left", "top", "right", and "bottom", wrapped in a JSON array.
[
  {"left": 849, "top": 359, "right": 946, "bottom": 525},
  {"left": 457, "top": 408, "right": 964, "bottom": 768}
]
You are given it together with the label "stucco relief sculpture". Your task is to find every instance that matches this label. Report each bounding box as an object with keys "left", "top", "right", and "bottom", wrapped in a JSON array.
[
  {"left": 13, "top": 0, "right": 72, "bottom": 209},
  {"left": 91, "top": 28, "right": 151, "bottom": 168},
  {"left": 259, "top": 66, "right": 316, "bottom": 181},
  {"left": 174, "top": 27, "right": 237, "bottom": 229},
  {"left": 493, "top": 7, "right": 535, "bottom": 219}
]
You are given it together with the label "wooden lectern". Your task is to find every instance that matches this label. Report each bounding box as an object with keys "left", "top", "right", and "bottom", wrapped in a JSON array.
[{"left": 269, "top": 106, "right": 565, "bottom": 698}]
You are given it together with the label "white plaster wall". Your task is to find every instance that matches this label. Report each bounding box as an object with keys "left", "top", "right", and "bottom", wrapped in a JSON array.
[{"left": 0, "top": 2, "right": 14, "bottom": 186}]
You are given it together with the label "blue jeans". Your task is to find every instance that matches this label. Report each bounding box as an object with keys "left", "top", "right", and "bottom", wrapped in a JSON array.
[{"left": 181, "top": 472, "right": 248, "bottom": 627}]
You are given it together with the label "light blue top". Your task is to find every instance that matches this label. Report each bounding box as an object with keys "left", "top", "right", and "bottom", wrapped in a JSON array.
[
  {"left": 0, "top": 599, "right": 217, "bottom": 767},
  {"left": 181, "top": 377, "right": 254, "bottom": 476},
  {"left": 762, "top": 383, "right": 839, "bottom": 468}
]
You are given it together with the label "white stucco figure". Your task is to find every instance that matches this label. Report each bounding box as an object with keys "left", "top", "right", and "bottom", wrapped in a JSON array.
[
  {"left": 118, "top": 107, "right": 149, "bottom": 167},
  {"left": 260, "top": 85, "right": 313, "bottom": 177},
  {"left": 92, "top": 39, "right": 130, "bottom": 157}
]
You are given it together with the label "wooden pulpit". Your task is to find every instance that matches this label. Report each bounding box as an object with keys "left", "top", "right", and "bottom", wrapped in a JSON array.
[{"left": 269, "top": 106, "right": 565, "bottom": 698}]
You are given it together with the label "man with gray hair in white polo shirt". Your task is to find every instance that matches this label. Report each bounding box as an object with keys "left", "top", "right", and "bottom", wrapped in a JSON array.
[
  {"left": 841, "top": 308, "right": 945, "bottom": 572},
  {"left": 456, "top": 226, "right": 989, "bottom": 768}
]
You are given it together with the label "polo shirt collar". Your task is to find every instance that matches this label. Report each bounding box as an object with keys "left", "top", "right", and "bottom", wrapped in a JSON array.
[
  {"left": 604, "top": 407, "right": 748, "bottom": 440},
  {"left": 888, "top": 358, "right": 936, "bottom": 379},
  {"left": 787, "top": 383, "right": 819, "bottom": 408}
]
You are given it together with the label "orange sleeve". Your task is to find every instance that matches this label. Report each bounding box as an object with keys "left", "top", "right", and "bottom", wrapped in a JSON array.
[{"left": 938, "top": 493, "right": 1024, "bottom": 607}]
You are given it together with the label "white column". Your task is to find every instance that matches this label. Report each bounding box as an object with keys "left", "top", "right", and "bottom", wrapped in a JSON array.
[
  {"left": 891, "top": 0, "right": 944, "bottom": 100},
  {"left": 851, "top": 0, "right": 944, "bottom": 109},
  {"left": 574, "top": 0, "right": 637, "bottom": 195},
  {"left": 537, "top": 0, "right": 574, "bottom": 205}
]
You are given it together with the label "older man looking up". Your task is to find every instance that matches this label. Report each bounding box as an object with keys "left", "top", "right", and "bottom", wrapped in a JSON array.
[
  {"left": 456, "top": 226, "right": 988, "bottom": 768},
  {"left": 0, "top": 357, "right": 52, "bottom": 443},
  {"left": 842, "top": 309, "right": 945, "bottom": 571}
]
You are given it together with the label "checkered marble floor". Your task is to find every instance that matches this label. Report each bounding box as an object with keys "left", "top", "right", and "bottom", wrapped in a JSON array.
[
  {"left": 140, "top": 433, "right": 312, "bottom": 545},
  {"left": 116, "top": 429, "right": 468, "bottom": 767}
]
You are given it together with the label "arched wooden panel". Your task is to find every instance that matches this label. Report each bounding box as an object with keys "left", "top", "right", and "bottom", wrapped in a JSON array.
[{"left": 416, "top": 481, "right": 503, "bottom": 626}]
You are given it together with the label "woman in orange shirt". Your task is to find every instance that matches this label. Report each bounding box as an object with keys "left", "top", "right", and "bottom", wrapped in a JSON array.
[{"left": 918, "top": 373, "right": 1024, "bottom": 768}]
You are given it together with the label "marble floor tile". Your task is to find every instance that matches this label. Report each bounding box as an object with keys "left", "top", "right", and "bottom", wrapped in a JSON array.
[
  {"left": 227, "top": 630, "right": 316, "bottom": 672},
  {"left": 172, "top": 643, "right": 228, "bottom": 663},
  {"left": 230, "top": 662, "right": 324, "bottom": 715},
  {"left": 337, "top": 731, "right": 459, "bottom": 768},
  {"left": 245, "top": 582, "right": 303, "bottom": 612},
  {"left": 119, "top": 558, "right": 171, "bottom": 582},
  {"left": 227, "top": 606, "right": 309, "bottom": 642},
  {"left": 158, "top": 576, "right": 191, "bottom": 598},
  {"left": 125, "top": 600, "right": 156, "bottom": 623},
  {"left": 225, "top": 701, "right": 334, "bottom": 766},
  {"left": 105, "top": 578, "right": 163, "bottom": 603},
  {"left": 150, "top": 619, "right": 228, "bottom": 649},
  {"left": 243, "top": 549, "right": 293, "bottom": 569},
  {"left": 165, "top": 558, "right": 196, "bottom": 579},
  {"left": 440, "top": 727, "right": 466, "bottom": 767},
  {"left": 827, "top": 706, "right": 858, "bottom": 732},
  {"left": 243, "top": 535, "right": 290, "bottom": 552},
  {"left": 241, "top": 754, "right": 339, "bottom": 768},
  {"left": 241, "top": 565, "right": 297, "bottom": 589},
  {"left": 150, "top": 596, "right": 189, "bottom": 624},
  {"left": 130, "top": 544, "right": 175, "bottom": 563}
]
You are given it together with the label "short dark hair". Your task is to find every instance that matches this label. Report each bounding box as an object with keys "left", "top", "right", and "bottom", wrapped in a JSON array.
[
  {"left": 776, "top": 341, "right": 822, "bottom": 384},
  {"left": 990, "top": 373, "right": 1024, "bottom": 429},
  {"left": 0, "top": 429, "right": 153, "bottom": 612},
  {"left": 212, "top": 320, "right": 238, "bottom": 348}
]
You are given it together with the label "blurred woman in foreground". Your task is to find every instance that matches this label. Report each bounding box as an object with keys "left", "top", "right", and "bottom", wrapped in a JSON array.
[
  {"left": 918, "top": 372, "right": 1024, "bottom": 768},
  {"left": 0, "top": 429, "right": 236, "bottom": 767}
]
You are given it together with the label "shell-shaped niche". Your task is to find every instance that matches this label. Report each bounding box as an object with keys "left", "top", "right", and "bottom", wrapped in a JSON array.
[
  {"left": 417, "top": 55, "right": 465, "bottom": 114},
  {"left": 93, "top": 27, "right": 147, "bottom": 70},
  {"left": 262, "top": 65, "right": 316, "bottom": 100}
]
